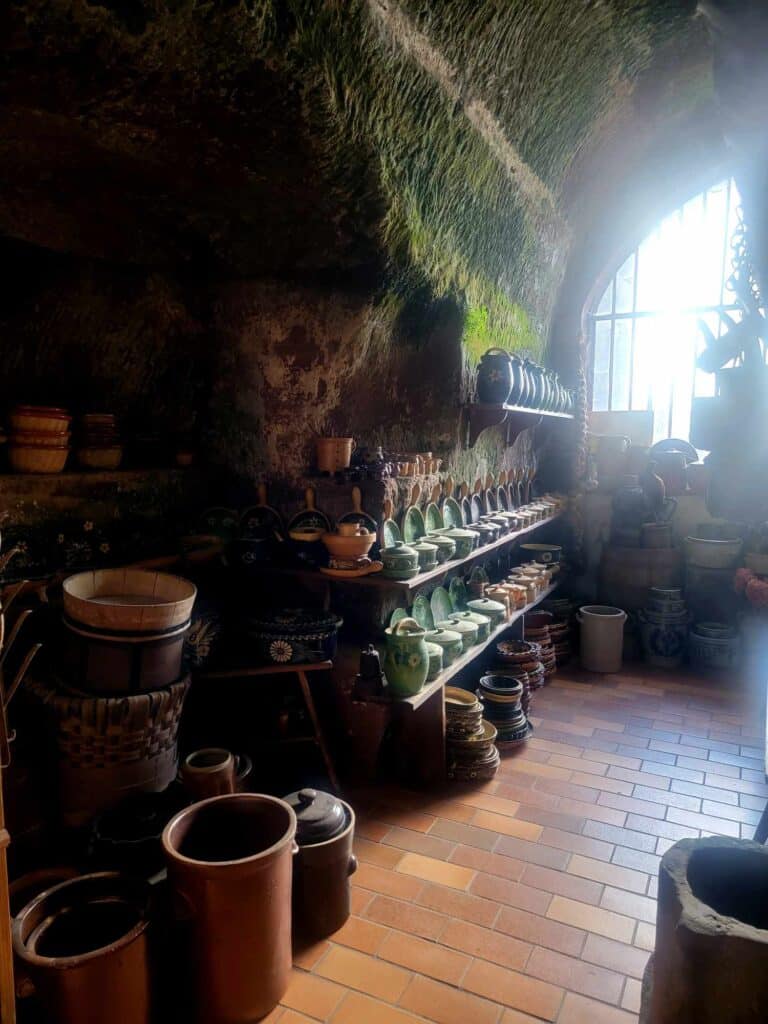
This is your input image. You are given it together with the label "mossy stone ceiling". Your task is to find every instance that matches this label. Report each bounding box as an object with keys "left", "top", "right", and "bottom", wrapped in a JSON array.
[{"left": 2, "top": 1, "right": 707, "bottom": 349}]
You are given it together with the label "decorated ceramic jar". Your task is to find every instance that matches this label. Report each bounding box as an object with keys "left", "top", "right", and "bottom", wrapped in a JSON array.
[
  {"left": 383, "top": 617, "right": 429, "bottom": 697},
  {"left": 411, "top": 539, "right": 438, "bottom": 571},
  {"left": 477, "top": 348, "right": 513, "bottom": 404},
  {"left": 467, "top": 597, "right": 507, "bottom": 627},
  {"left": 425, "top": 641, "right": 444, "bottom": 681},
  {"left": 443, "top": 528, "right": 476, "bottom": 559},
  {"left": 381, "top": 541, "right": 419, "bottom": 580},
  {"left": 452, "top": 610, "right": 492, "bottom": 642}
]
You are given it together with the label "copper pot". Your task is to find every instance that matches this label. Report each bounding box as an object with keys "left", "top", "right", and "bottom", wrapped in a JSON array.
[{"left": 163, "top": 793, "right": 297, "bottom": 1024}]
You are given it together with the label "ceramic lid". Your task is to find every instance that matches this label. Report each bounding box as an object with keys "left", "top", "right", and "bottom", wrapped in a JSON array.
[
  {"left": 412, "top": 540, "right": 438, "bottom": 554},
  {"left": 438, "top": 617, "right": 477, "bottom": 636},
  {"left": 449, "top": 577, "right": 468, "bottom": 610},
  {"left": 402, "top": 506, "right": 426, "bottom": 543},
  {"left": 467, "top": 597, "right": 506, "bottom": 614},
  {"left": 284, "top": 788, "right": 348, "bottom": 844},
  {"left": 412, "top": 594, "right": 435, "bottom": 630},
  {"left": 442, "top": 497, "right": 463, "bottom": 529},
  {"left": 427, "top": 627, "right": 462, "bottom": 647},
  {"left": 382, "top": 541, "right": 418, "bottom": 558},
  {"left": 424, "top": 503, "right": 444, "bottom": 533}
]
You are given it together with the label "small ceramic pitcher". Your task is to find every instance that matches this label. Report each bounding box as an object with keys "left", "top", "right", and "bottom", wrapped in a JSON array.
[{"left": 383, "top": 617, "right": 429, "bottom": 698}]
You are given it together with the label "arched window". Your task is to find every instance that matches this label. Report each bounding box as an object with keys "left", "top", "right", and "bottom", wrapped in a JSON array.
[{"left": 590, "top": 179, "right": 743, "bottom": 443}]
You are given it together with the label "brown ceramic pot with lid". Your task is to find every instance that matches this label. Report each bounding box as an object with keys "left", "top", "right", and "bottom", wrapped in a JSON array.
[{"left": 284, "top": 787, "right": 357, "bottom": 941}]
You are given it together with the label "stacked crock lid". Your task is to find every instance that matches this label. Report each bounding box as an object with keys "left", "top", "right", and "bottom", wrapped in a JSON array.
[
  {"left": 8, "top": 404, "right": 72, "bottom": 473},
  {"left": 524, "top": 611, "right": 557, "bottom": 678},
  {"left": 477, "top": 674, "right": 531, "bottom": 746},
  {"left": 445, "top": 686, "right": 499, "bottom": 780},
  {"left": 77, "top": 413, "right": 123, "bottom": 469}
]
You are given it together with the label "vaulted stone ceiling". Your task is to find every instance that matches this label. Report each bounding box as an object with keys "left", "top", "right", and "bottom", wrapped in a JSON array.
[{"left": 1, "top": 1, "right": 716, "bottom": 348}]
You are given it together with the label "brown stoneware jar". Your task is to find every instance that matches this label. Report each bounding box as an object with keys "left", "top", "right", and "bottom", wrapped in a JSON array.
[
  {"left": 12, "top": 872, "right": 152, "bottom": 1024},
  {"left": 284, "top": 788, "right": 357, "bottom": 942},
  {"left": 180, "top": 748, "right": 236, "bottom": 801},
  {"left": 162, "top": 793, "right": 297, "bottom": 1024}
]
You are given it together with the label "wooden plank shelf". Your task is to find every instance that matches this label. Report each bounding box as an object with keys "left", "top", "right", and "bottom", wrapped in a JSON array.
[
  {"left": 396, "top": 581, "right": 559, "bottom": 710},
  {"left": 263, "top": 513, "right": 563, "bottom": 593},
  {"left": 462, "top": 403, "right": 574, "bottom": 448}
]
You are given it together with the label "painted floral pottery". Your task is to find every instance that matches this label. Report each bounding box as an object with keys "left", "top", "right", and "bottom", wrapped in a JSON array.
[
  {"left": 425, "top": 627, "right": 463, "bottom": 666},
  {"left": 425, "top": 642, "right": 444, "bottom": 681},
  {"left": 452, "top": 611, "right": 491, "bottom": 642},
  {"left": 477, "top": 348, "right": 513, "bottom": 404},
  {"left": 443, "top": 528, "right": 476, "bottom": 558},
  {"left": 466, "top": 597, "right": 506, "bottom": 627},
  {"left": 426, "top": 533, "right": 456, "bottom": 563},
  {"left": 520, "top": 542, "right": 562, "bottom": 564},
  {"left": 321, "top": 527, "right": 375, "bottom": 560},
  {"left": 244, "top": 609, "right": 343, "bottom": 665},
  {"left": 383, "top": 617, "right": 429, "bottom": 697},
  {"left": 381, "top": 541, "right": 420, "bottom": 579},
  {"left": 411, "top": 539, "right": 438, "bottom": 571},
  {"left": 436, "top": 616, "right": 479, "bottom": 651},
  {"left": 639, "top": 612, "right": 687, "bottom": 668}
]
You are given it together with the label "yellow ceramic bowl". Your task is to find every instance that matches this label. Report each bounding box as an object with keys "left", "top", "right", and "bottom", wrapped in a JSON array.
[{"left": 321, "top": 531, "right": 375, "bottom": 559}]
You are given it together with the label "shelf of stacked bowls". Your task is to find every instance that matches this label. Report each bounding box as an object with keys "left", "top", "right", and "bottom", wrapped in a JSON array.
[
  {"left": 8, "top": 404, "right": 72, "bottom": 473},
  {"left": 77, "top": 413, "right": 124, "bottom": 470},
  {"left": 495, "top": 639, "right": 545, "bottom": 715},
  {"left": 689, "top": 621, "right": 740, "bottom": 672},
  {"left": 477, "top": 674, "right": 531, "bottom": 746},
  {"left": 445, "top": 686, "right": 500, "bottom": 780},
  {"left": 638, "top": 586, "right": 689, "bottom": 668},
  {"left": 524, "top": 611, "right": 557, "bottom": 678}
]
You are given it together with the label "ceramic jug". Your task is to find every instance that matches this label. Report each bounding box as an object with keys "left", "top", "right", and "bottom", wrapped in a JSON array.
[
  {"left": 509, "top": 354, "right": 525, "bottom": 406},
  {"left": 383, "top": 617, "right": 429, "bottom": 697},
  {"left": 477, "top": 348, "right": 513, "bottom": 404}
]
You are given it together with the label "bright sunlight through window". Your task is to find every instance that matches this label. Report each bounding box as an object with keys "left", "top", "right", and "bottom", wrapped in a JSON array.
[{"left": 590, "top": 179, "right": 743, "bottom": 443}]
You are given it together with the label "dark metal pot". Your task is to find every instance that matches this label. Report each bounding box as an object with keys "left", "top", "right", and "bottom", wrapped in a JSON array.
[{"left": 284, "top": 788, "right": 357, "bottom": 941}]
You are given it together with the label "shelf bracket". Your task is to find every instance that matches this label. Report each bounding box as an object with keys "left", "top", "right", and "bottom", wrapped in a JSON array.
[{"left": 463, "top": 405, "right": 544, "bottom": 448}]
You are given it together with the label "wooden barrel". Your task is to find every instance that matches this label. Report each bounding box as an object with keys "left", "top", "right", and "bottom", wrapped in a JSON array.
[{"left": 599, "top": 545, "right": 683, "bottom": 611}]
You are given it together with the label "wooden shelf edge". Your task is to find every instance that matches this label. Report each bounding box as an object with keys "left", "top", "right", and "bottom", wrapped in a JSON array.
[
  {"left": 395, "top": 582, "right": 560, "bottom": 710},
  {"left": 462, "top": 403, "right": 574, "bottom": 448}
]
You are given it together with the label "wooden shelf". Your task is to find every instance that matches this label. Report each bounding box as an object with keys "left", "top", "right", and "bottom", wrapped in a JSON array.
[
  {"left": 462, "top": 403, "right": 574, "bottom": 448},
  {"left": 263, "top": 514, "right": 563, "bottom": 593},
  {"left": 396, "top": 581, "right": 560, "bottom": 710}
]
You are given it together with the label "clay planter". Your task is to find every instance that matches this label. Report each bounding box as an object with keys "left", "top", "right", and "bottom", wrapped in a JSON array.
[
  {"left": 285, "top": 789, "right": 357, "bottom": 942},
  {"left": 163, "top": 793, "right": 297, "bottom": 1024},
  {"left": 316, "top": 436, "right": 354, "bottom": 473},
  {"left": 12, "top": 872, "right": 152, "bottom": 1024}
]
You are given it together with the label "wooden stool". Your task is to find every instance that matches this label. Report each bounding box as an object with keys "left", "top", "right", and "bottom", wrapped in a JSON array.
[{"left": 199, "top": 661, "right": 340, "bottom": 791}]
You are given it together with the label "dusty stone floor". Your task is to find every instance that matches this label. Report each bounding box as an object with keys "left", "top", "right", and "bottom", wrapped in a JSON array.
[{"left": 272, "top": 663, "right": 765, "bottom": 1024}]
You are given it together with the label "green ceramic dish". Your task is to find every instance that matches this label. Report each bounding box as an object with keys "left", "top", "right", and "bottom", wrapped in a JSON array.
[
  {"left": 449, "top": 577, "right": 468, "bottom": 611},
  {"left": 452, "top": 610, "right": 492, "bottom": 641},
  {"left": 382, "top": 517, "right": 402, "bottom": 548},
  {"left": 381, "top": 542, "right": 419, "bottom": 579},
  {"left": 425, "top": 641, "right": 443, "bottom": 681},
  {"left": 427, "top": 533, "right": 456, "bottom": 563},
  {"left": 426, "top": 627, "right": 463, "bottom": 666},
  {"left": 412, "top": 594, "right": 435, "bottom": 630},
  {"left": 442, "top": 497, "right": 463, "bottom": 530},
  {"left": 436, "top": 616, "right": 479, "bottom": 651},
  {"left": 424, "top": 502, "right": 444, "bottom": 533},
  {"left": 402, "top": 505, "right": 426, "bottom": 543},
  {"left": 412, "top": 540, "right": 438, "bottom": 570},
  {"left": 466, "top": 597, "right": 507, "bottom": 627},
  {"left": 430, "top": 586, "right": 453, "bottom": 623},
  {"left": 443, "top": 528, "right": 476, "bottom": 559}
]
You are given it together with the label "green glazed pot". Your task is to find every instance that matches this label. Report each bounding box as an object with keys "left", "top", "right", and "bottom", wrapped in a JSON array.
[
  {"left": 426, "top": 533, "right": 456, "bottom": 563},
  {"left": 443, "top": 528, "right": 476, "bottom": 559},
  {"left": 425, "top": 641, "right": 443, "bottom": 681},
  {"left": 452, "top": 610, "right": 492, "bottom": 641},
  {"left": 426, "top": 627, "right": 463, "bottom": 666},
  {"left": 411, "top": 540, "right": 438, "bottom": 570},
  {"left": 381, "top": 541, "right": 419, "bottom": 580},
  {"left": 383, "top": 616, "right": 429, "bottom": 697},
  {"left": 436, "top": 616, "right": 479, "bottom": 651},
  {"left": 466, "top": 597, "right": 507, "bottom": 627}
]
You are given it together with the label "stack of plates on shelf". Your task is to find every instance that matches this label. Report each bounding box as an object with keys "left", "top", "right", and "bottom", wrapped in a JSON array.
[
  {"left": 548, "top": 618, "right": 572, "bottom": 665},
  {"left": 477, "top": 674, "right": 532, "bottom": 746},
  {"left": 524, "top": 611, "right": 557, "bottom": 678},
  {"left": 445, "top": 686, "right": 499, "bottom": 780},
  {"left": 494, "top": 639, "right": 544, "bottom": 713}
]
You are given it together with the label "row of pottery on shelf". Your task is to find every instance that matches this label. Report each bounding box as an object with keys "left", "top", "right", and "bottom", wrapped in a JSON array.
[
  {"left": 638, "top": 587, "right": 689, "bottom": 668},
  {"left": 477, "top": 348, "right": 575, "bottom": 413},
  {"left": 445, "top": 687, "right": 500, "bottom": 780}
]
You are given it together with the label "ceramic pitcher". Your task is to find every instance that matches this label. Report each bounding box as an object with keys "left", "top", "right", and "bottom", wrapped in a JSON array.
[{"left": 383, "top": 617, "right": 429, "bottom": 697}]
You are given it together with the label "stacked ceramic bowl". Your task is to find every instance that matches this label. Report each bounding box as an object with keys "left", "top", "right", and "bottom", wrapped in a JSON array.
[
  {"left": 689, "top": 621, "right": 740, "bottom": 672},
  {"left": 8, "top": 404, "right": 72, "bottom": 473},
  {"left": 548, "top": 618, "right": 572, "bottom": 665},
  {"left": 77, "top": 413, "right": 123, "bottom": 470},
  {"left": 639, "top": 587, "right": 689, "bottom": 668},
  {"left": 495, "top": 639, "right": 545, "bottom": 713},
  {"left": 524, "top": 612, "right": 557, "bottom": 678},
  {"left": 445, "top": 686, "right": 500, "bottom": 780},
  {"left": 477, "top": 674, "right": 531, "bottom": 746}
]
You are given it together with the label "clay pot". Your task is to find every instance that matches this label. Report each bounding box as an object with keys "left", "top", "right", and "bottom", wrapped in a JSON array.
[
  {"left": 383, "top": 617, "right": 429, "bottom": 697},
  {"left": 477, "top": 348, "right": 513, "bottom": 404},
  {"left": 163, "top": 793, "right": 297, "bottom": 1024},
  {"left": 181, "top": 748, "right": 236, "bottom": 801},
  {"left": 12, "top": 872, "right": 152, "bottom": 1024},
  {"left": 284, "top": 788, "right": 357, "bottom": 941},
  {"left": 316, "top": 437, "right": 354, "bottom": 473}
]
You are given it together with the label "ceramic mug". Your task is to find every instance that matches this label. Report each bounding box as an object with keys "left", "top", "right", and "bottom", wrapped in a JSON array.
[{"left": 181, "top": 748, "right": 236, "bottom": 801}]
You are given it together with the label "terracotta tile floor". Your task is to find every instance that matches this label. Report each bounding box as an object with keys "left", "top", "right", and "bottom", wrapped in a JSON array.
[{"left": 272, "top": 665, "right": 765, "bottom": 1024}]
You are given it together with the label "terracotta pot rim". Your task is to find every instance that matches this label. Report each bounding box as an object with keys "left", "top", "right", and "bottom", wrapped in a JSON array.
[
  {"left": 162, "top": 792, "right": 297, "bottom": 868},
  {"left": 12, "top": 871, "right": 151, "bottom": 967}
]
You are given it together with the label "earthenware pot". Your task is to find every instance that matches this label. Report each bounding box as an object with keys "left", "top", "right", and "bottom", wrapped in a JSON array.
[
  {"left": 426, "top": 533, "right": 456, "bottom": 563},
  {"left": 477, "top": 348, "right": 513, "bottom": 404},
  {"left": 639, "top": 612, "right": 687, "bottom": 668},
  {"left": 381, "top": 541, "right": 419, "bottom": 579},
  {"left": 436, "top": 616, "right": 479, "bottom": 651},
  {"left": 181, "top": 748, "right": 236, "bottom": 801},
  {"left": 425, "top": 642, "right": 443, "bottom": 681},
  {"left": 425, "top": 627, "right": 463, "bottom": 666},
  {"left": 411, "top": 539, "right": 438, "bottom": 571},
  {"left": 466, "top": 597, "right": 507, "bottom": 626},
  {"left": 509, "top": 354, "right": 526, "bottom": 405},
  {"left": 443, "top": 528, "right": 476, "bottom": 558},
  {"left": 451, "top": 610, "right": 492, "bottom": 641},
  {"left": 383, "top": 617, "right": 429, "bottom": 697}
]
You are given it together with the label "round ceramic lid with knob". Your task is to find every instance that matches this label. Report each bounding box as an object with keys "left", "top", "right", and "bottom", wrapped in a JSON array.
[{"left": 283, "top": 788, "right": 348, "bottom": 844}]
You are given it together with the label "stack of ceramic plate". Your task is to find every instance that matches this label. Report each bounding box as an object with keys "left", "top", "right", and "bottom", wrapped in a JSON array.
[
  {"left": 524, "top": 612, "right": 557, "bottom": 678},
  {"left": 495, "top": 639, "right": 542, "bottom": 713},
  {"left": 477, "top": 674, "right": 531, "bottom": 746},
  {"left": 548, "top": 618, "right": 572, "bottom": 665},
  {"left": 445, "top": 686, "right": 499, "bottom": 780}
]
